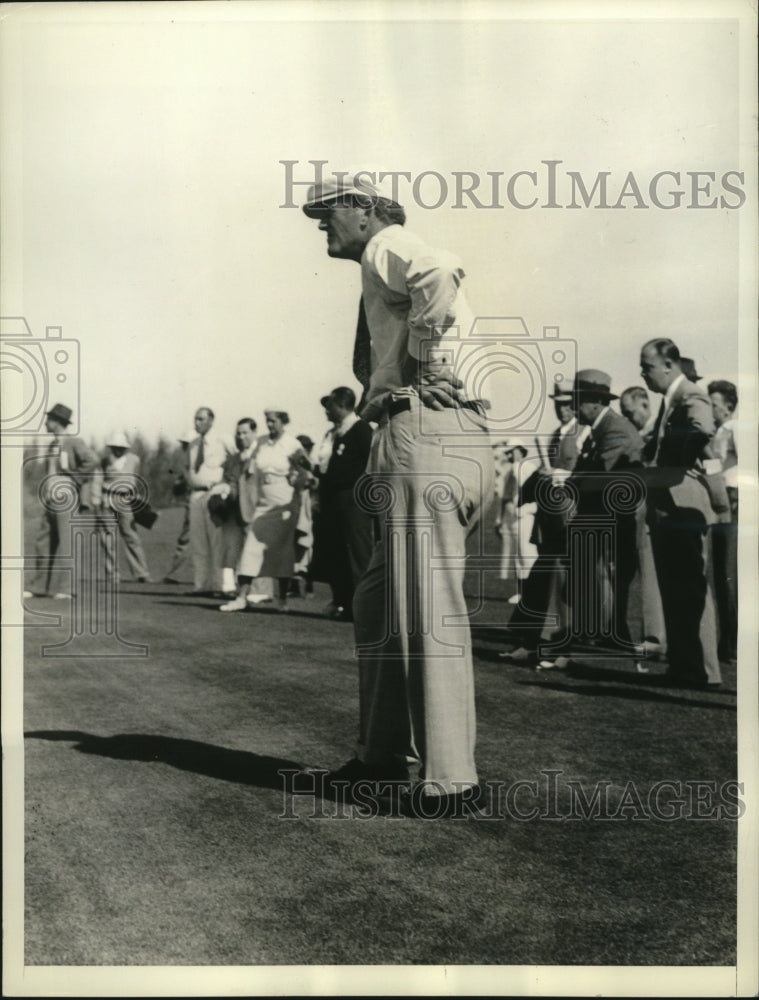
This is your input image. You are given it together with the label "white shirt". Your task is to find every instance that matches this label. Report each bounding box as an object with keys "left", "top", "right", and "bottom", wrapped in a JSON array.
[
  {"left": 712, "top": 418, "right": 738, "bottom": 489},
  {"left": 187, "top": 430, "right": 233, "bottom": 489},
  {"left": 360, "top": 224, "right": 476, "bottom": 416}
]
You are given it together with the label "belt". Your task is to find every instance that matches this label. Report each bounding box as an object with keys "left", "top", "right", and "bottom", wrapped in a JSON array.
[
  {"left": 387, "top": 397, "right": 485, "bottom": 418},
  {"left": 191, "top": 486, "right": 209, "bottom": 492}
]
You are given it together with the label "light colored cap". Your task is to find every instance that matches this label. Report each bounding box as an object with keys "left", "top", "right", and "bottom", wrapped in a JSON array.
[
  {"left": 106, "top": 431, "right": 130, "bottom": 449},
  {"left": 302, "top": 166, "right": 402, "bottom": 217}
]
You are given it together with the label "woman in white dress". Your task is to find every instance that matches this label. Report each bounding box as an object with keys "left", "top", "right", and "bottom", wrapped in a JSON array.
[{"left": 220, "top": 409, "right": 311, "bottom": 613}]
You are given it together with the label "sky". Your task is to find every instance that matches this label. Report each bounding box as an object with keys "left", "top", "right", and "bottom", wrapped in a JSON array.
[{"left": 0, "top": 1, "right": 754, "bottom": 449}]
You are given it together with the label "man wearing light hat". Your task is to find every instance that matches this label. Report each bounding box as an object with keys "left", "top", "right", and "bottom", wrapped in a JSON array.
[
  {"left": 302, "top": 167, "right": 493, "bottom": 811},
  {"left": 25, "top": 403, "right": 99, "bottom": 599},
  {"left": 97, "top": 431, "right": 152, "bottom": 583}
]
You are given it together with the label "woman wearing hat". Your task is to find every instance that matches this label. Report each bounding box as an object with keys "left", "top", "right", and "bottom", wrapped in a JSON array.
[{"left": 220, "top": 409, "right": 311, "bottom": 613}]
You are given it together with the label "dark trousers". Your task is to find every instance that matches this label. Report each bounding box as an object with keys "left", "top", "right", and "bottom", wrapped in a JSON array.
[
  {"left": 711, "top": 488, "right": 738, "bottom": 661},
  {"left": 507, "top": 551, "right": 563, "bottom": 651},
  {"left": 29, "top": 508, "right": 74, "bottom": 595},
  {"left": 649, "top": 510, "right": 721, "bottom": 684},
  {"left": 317, "top": 489, "right": 374, "bottom": 610}
]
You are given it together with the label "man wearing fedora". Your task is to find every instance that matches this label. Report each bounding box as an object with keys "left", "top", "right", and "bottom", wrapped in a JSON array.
[
  {"left": 569, "top": 369, "right": 643, "bottom": 650},
  {"left": 639, "top": 338, "right": 722, "bottom": 688},
  {"left": 302, "top": 167, "right": 493, "bottom": 811},
  {"left": 25, "top": 403, "right": 99, "bottom": 599},
  {"left": 97, "top": 432, "right": 152, "bottom": 584}
]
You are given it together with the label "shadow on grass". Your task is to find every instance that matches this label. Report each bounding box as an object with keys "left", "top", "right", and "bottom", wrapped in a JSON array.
[
  {"left": 24, "top": 730, "right": 304, "bottom": 790},
  {"left": 517, "top": 677, "right": 735, "bottom": 709}
]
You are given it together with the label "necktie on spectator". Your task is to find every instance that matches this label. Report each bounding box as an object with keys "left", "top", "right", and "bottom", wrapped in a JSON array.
[
  {"left": 352, "top": 296, "right": 372, "bottom": 408},
  {"left": 193, "top": 435, "right": 205, "bottom": 473},
  {"left": 647, "top": 398, "right": 666, "bottom": 463}
]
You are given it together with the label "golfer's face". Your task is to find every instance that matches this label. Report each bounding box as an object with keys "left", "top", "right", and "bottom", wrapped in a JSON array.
[{"left": 318, "top": 202, "right": 367, "bottom": 259}]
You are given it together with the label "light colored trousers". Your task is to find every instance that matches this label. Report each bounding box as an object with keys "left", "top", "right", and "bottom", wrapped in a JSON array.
[
  {"left": 635, "top": 505, "right": 666, "bottom": 645},
  {"left": 189, "top": 490, "right": 224, "bottom": 592},
  {"left": 353, "top": 401, "right": 493, "bottom": 795},
  {"left": 98, "top": 509, "right": 150, "bottom": 580}
]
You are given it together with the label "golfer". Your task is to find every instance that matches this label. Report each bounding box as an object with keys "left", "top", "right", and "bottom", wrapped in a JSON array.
[{"left": 303, "top": 169, "right": 493, "bottom": 811}]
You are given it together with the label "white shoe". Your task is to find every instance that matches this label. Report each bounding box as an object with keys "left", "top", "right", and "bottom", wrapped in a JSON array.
[
  {"left": 507, "top": 593, "right": 521, "bottom": 605},
  {"left": 53, "top": 592, "right": 72, "bottom": 600},
  {"left": 246, "top": 593, "right": 273, "bottom": 605},
  {"left": 537, "top": 655, "right": 570, "bottom": 671},
  {"left": 219, "top": 597, "right": 247, "bottom": 612}
]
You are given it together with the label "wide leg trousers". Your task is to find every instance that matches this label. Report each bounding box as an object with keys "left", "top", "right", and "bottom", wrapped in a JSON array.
[{"left": 352, "top": 402, "right": 493, "bottom": 794}]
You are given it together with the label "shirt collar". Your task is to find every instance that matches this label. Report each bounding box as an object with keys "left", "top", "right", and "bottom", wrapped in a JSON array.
[
  {"left": 335, "top": 411, "right": 359, "bottom": 437},
  {"left": 663, "top": 372, "right": 687, "bottom": 411},
  {"left": 591, "top": 406, "right": 609, "bottom": 431}
]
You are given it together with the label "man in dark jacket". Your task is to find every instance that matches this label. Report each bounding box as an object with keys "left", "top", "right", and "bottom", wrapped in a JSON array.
[
  {"left": 569, "top": 369, "right": 643, "bottom": 650},
  {"left": 639, "top": 339, "right": 722, "bottom": 688},
  {"left": 313, "top": 386, "right": 373, "bottom": 621},
  {"left": 25, "top": 403, "right": 99, "bottom": 599}
]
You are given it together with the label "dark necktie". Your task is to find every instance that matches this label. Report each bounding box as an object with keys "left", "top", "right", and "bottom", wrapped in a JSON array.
[
  {"left": 194, "top": 435, "right": 205, "bottom": 473},
  {"left": 352, "top": 296, "right": 372, "bottom": 404},
  {"left": 579, "top": 430, "right": 594, "bottom": 462}
]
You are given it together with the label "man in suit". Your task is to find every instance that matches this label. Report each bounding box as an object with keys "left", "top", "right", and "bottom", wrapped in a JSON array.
[
  {"left": 210, "top": 417, "right": 259, "bottom": 599},
  {"left": 25, "top": 403, "right": 99, "bottom": 599},
  {"left": 639, "top": 338, "right": 722, "bottom": 688},
  {"left": 215, "top": 418, "right": 273, "bottom": 611},
  {"left": 570, "top": 370, "right": 643, "bottom": 650},
  {"left": 97, "top": 431, "right": 152, "bottom": 583},
  {"left": 186, "top": 406, "right": 234, "bottom": 596},
  {"left": 314, "top": 386, "right": 373, "bottom": 622}
]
